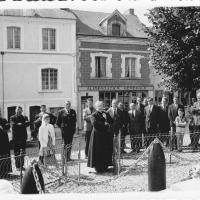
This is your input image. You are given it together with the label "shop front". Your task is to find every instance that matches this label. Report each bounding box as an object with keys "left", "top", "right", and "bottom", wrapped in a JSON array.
[{"left": 78, "top": 85, "right": 154, "bottom": 128}]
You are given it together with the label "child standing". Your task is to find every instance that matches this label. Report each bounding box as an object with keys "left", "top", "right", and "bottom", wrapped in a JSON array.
[
  {"left": 38, "top": 114, "right": 56, "bottom": 167},
  {"left": 175, "top": 108, "right": 187, "bottom": 152}
]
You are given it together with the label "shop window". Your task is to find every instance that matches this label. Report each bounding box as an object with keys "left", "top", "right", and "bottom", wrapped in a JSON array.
[{"left": 99, "top": 92, "right": 116, "bottom": 108}]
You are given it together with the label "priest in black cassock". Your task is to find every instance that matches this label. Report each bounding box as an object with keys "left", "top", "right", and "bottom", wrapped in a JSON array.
[
  {"left": 87, "top": 101, "right": 113, "bottom": 173},
  {"left": 0, "top": 110, "right": 12, "bottom": 177}
]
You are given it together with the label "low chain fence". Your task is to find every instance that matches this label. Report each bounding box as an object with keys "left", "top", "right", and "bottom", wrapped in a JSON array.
[{"left": 1, "top": 130, "right": 200, "bottom": 193}]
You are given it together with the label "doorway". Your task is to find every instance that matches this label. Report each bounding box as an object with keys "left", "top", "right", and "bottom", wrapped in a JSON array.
[
  {"left": 7, "top": 106, "right": 16, "bottom": 122},
  {"left": 29, "top": 106, "right": 40, "bottom": 130}
]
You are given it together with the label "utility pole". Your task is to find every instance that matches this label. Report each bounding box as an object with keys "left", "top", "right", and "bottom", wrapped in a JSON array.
[{"left": 1, "top": 51, "right": 4, "bottom": 117}]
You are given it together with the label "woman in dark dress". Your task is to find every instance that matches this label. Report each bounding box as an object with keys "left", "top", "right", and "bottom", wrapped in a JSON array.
[
  {"left": 0, "top": 117, "right": 12, "bottom": 177},
  {"left": 87, "top": 101, "right": 113, "bottom": 173}
]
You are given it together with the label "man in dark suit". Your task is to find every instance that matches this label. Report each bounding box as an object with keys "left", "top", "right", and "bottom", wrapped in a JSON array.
[
  {"left": 107, "top": 99, "right": 123, "bottom": 137},
  {"left": 118, "top": 102, "right": 129, "bottom": 153},
  {"left": 168, "top": 96, "right": 184, "bottom": 150},
  {"left": 136, "top": 96, "right": 146, "bottom": 135},
  {"left": 10, "top": 106, "right": 30, "bottom": 170},
  {"left": 56, "top": 100, "right": 77, "bottom": 161},
  {"left": 144, "top": 97, "right": 159, "bottom": 147},
  {"left": 128, "top": 101, "right": 143, "bottom": 152},
  {"left": 33, "top": 105, "right": 56, "bottom": 140},
  {"left": 158, "top": 97, "right": 170, "bottom": 145}
]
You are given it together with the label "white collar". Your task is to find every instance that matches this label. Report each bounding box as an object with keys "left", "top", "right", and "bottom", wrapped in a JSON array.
[{"left": 65, "top": 108, "right": 70, "bottom": 113}]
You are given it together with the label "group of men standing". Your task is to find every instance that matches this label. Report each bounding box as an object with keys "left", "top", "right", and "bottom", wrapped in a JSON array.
[
  {"left": 83, "top": 95, "right": 186, "bottom": 156},
  {"left": 2, "top": 93, "right": 200, "bottom": 175}
]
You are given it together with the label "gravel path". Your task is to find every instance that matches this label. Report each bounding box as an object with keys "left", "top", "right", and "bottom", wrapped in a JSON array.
[{"left": 51, "top": 150, "right": 200, "bottom": 193}]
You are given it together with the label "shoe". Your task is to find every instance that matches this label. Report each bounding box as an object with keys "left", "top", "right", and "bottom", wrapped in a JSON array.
[{"left": 67, "top": 158, "right": 73, "bottom": 162}]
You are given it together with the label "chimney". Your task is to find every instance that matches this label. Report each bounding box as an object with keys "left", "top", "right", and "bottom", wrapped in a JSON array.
[{"left": 124, "top": 9, "right": 135, "bottom": 15}]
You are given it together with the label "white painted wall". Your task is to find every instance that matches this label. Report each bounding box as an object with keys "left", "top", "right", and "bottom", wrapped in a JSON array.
[{"left": 0, "top": 15, "right": 77, "bottom": 119}]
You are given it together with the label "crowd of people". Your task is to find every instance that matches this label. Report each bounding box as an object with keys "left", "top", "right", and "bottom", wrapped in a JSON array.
[
  {"left": 83, "top": 93, "right": 200, "bottom": 172},
  {"left": 1, "top": 92, "right": 200, "bottom": 176}
]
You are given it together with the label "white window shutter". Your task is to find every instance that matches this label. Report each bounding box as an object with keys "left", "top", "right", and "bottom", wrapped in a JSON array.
[
  {"left": 121, "top": 55, "right": 126, "bottom": 78},
  {"left": 106, "top": 55, "right": 112, "bottom": 78},
  {"left": 135, "top": 56, "right": 142, "bottom": 78},
  {"left": 90, "top": 54, "right": 96, "bottom": 78}
]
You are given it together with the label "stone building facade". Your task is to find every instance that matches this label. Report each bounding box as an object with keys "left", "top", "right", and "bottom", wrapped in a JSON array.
[{"left": 72, "top": 9, "right": 154, "bottom": 127}]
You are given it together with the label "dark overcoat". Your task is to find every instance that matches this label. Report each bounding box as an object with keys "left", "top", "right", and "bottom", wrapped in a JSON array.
[
  {"left": 158, "top": 106, "right": 170, "bottom": 133},
  {"left": 56, "top": 109, "right": 77, "bottom": 144},
  {"left": 121, "top": 109, "right": 129, "bottom": 136},
  {"left": 107, "top": 107, "right": 123, "bottom": 136},
  {"left": 128, "top": 110, "right": 143, "bottom": 135},
  {"left": 0, "top": 117, "right": 12, "bottom": 175},
  {"left": 144, "top": 105, "right": 159, "bottom": 135},
  {"left": 87, "top": 111, "right": 113, "bottom": 171},
  {"left": 10, "top": 114, "right": 30, "bottom": 142}
]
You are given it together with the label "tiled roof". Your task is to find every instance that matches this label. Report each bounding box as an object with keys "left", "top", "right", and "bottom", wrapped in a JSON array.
[
  {"left": 72, "top": 9, "right": 147, "bottom": 38},
  {"left": 0, "top": 9, "right": 76, "bottom": 20}
]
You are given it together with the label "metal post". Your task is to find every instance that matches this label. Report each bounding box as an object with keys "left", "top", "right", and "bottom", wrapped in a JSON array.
[
  {"left": 62, "top": 144, "right": 65, "bottom": 176},
  {"left": 1, "top": 52, "right": 5, "bottom": 117},
  {"left": 65, "top": 145, "right": 68, "bottom": 178},
  {"left": 78, "top": 131, "right": 81, "bottom": 184},
  {"left": 20, "top": 149, "right": 23, "bottom": 187},
  {"left": 117, "top": 131, "right": 121, "bottom": 176},
  {"left": 170, "top": 127, "right": 173, "bottom": 151}
]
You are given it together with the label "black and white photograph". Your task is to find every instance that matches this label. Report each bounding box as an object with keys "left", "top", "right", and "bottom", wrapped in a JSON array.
[{"left": 1, "top": 0, "right": 200, "bottom": 197}]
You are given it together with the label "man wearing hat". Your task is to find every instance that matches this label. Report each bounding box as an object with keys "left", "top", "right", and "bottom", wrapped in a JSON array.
[{"left": 56, "top": 100, "right": 77, "bottom": 161}]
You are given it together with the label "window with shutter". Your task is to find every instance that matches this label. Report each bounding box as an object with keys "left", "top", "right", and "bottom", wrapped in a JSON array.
[
  {"left": 42, "top": 28, "right": 56, "bottom": 50},
  {"left": 95, "top": 56, "right": 107, "bottom": 78},
  {"left": 7, "top": 26, "right": 21, "bottom": 49},
  {"left": 124, "top": 57, "right": 136, "bottom": 78},
  {"left": 41, "top": 68, "right": 58, "bottom": 90}
]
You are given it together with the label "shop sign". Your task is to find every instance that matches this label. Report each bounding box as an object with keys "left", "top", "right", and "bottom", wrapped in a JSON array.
[{"left": 78, "top": 86, "right": 153, "bottom": 91}]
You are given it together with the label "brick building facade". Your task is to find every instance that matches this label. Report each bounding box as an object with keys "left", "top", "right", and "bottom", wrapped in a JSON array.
[{"left": 71, "top": 9, "right": 154, "bottom": 127}]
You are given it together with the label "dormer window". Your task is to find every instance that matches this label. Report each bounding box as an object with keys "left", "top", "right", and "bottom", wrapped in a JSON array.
[
  {"left": 112, "top": 23, "right": 120, "bottom": 36},
  {"left": 99, "top": 9, "right": 127, "bottom": 37}
]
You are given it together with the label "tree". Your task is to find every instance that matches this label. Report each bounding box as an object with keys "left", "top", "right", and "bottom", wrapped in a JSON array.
[{"left": 146, "top": 7, "right": 200, "bottom": 98}]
